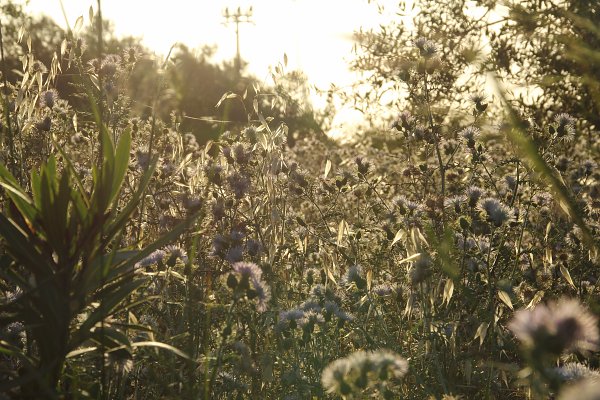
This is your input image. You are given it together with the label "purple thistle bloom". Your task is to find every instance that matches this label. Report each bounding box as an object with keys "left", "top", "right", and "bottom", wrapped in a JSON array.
[
  {"left": 232, "top": 261, "right": 263, "bottom": 281},
  {"left": 231, "top": 262, "right": 271, "bottom": 312},
  {"left": 227, "top": 172, "right": 251, "bottom": 199},
  {"left": 40, "top": 89, "right": 59, "bottom": 109},
  {"left": 479, "top": 197, "right": 511, "bottom": 226},
  {"left": 225, "top": 246, "right": 244, "bottom": 264},
  {"left": 509, "top": 298, "right": 599, "bottom": 355},
  {"left": 165, "top": 245, "right": 188, "bottom": 263},
  {"left": 136, "top": 250, "right": 166, "bottom": 268},
  {"left": 466, "top": 186, "right": 484, "bottom": 207}
]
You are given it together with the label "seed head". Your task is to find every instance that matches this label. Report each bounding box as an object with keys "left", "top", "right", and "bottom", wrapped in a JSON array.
[
  {"left": 40, "top": 89, "right": 59, "bottom": 109},
  {"left": 230, "top": 262, "right": 271, "bottom": 312},
  {"left": 509, "top": 297, "right": 599, "bottom": 355},
  {"left": 557, "top": 377, "right": 600, "bottom": 400},
  {"left": 479, "top": 197, "right": 511, "bottom": 226},
  {"left": 322, "top": 350, "right": 408, "bottom": 396}
]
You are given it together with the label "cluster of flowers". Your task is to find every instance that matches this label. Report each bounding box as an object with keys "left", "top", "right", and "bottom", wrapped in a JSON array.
[
  {"left": 226, "top": 262, "right": 271, "bottom": 312},
  {"left": 135, "top": 245, "right": 189, "bottom": 269},
  {"left": 509, "top": 298, "right": 600, "bottom": 399},
  {"left": 321, "top": 349, "right": 408, "bottom": 397}
]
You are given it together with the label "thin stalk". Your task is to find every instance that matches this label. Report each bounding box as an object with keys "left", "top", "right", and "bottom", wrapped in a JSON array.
[
  {"left": 0, "top": 18, "right": 16, "bottom": 175},
  {"left": 422, "top": 65, "right": 445, "bottom": 228}
]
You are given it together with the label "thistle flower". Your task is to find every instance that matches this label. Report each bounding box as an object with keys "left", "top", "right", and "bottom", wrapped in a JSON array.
[
  {"left": 136, "top": 249, "right": 166, "bottom": 268},
  {"left": 100, "top": 55, "right": 121, "bottom": 77},
  {"left": 557, "top": 378, "right": 600, "bottom": 400},
  {"left": 455, "top": 233, "right": 477, "bottom": 250},
  {"left": 204, "top": 163, "right": 224, "bottom": 186},
  {"left": 582, "top": 160, "right": 596, "bottom": 176},
  {"left": 74, "top": 37, "right": 86, "bottom": 56},
  {"left": 225, "top": 246, "right": 244, "bottom": 264},
  {"left": 470, "top": 93, "right": 487, "bottom": 104},
  {"left": 227, "top": 172, "right": 251, "bottom": 199},
  {"left": 459, "top": 126, "right": 481, "bottom": 148},
  {"left": 414, "top": 37, "right": 429, "bottom": 50},
  {"left": 228, "top": 262, "right": 271, "bottom": 312},
  {"left": 553, "top": 113, "right": 576, "bottom": 140},
  {"left": 323, "top": 301, "right": 353, "bottom": 323},
  {"left": 36, "top": 116, "right": 52, "bottom": 132},
  {"left": 246, "top": 239, "right": 262, "bottom": 257},
  {"left": 409, "top": 255, "right": 431, "bottom": 285},
  {"left": 212, "top": 199, "right": 226, "bottom": 220},
  {"left": 479, "top": 197, "right": 511, "bottom": 226},
  {"left": 413, "top": 124, "right": 427, "bottom": 141},
  {"left": 300, "top": 300, "right": 322, "bottom": 313},
  {"left": 232, "top": 341, "right": 255, "bottom": 374},
  {"left": 230, "top": 230, "right": 245, "bottom": 244},
  {"left": 342, "top": 265, "right": 366, "bottom": 289},
  {"left": 508, "top": 298, "right": 599, "bottom": 355},
  {"left": 554, "top": 113, "right": 575, "bottom": 128},
  {"left": 242, "top": 125, "right": 258, "bottom": 143},
  {"left": 394, "top": 195, "right": 422, "bottom": 215},
  {"left": 444, "top": 195, "right": 465, "bottom": 213},
  {"left": 299, "top": 310, "right": 325, "bottom": 329},
  {"left": 322, "top": 357, "right": 353, "bottom": 395},
  {"left": 39, "top": 89, "right": 59, "bottom": 109},
  {"left": 212, "top": 234, "right": 229, "bottom": 257},
  {"left": 277, "top": 309, "right": 306, "bottom": 332},
  {"left": 553, "top": 362, "right": 600, "bottom": 382},
  {"left": 135, "top": 149, "right": 150, "bottom": 170},
  {"left": 233, "top": 143, "right": 251, "bottom": 165},
  {"left": 164, "top": 245, "right": 188, "bottom": 264},
  {"left": 321, "top": 350, "right": 408, "bottom": 396},
  {"left": 182, "top": 194, "right": 201, "bottom": 212},
  {"left": 373, "top": 283, "right": 395, "bottom": 297},
  {"left": 466, "top": 185, "right": 484, "bottom": 207},
  {"left": 392, "top": 110, "right": 415, "bottom": 131},
  {"left": 31, "top": 60, "right": 47, "bottom": 74},
  {"left": 505, "top": 175, "right": 517, "bottom": 191},
  {"left": 470, "top": 93, "right": 488, "bottom": 112},
  {"left": 222, "top": 146, "right": 234, "bottom": 164},
  {"left": 414, "top": 37, "right": 437, "bottom": 58},
  {"left": 355, "top": 157, "right": 370, "bottom": 175},
  {"left": 124, "top": 46, "right": 140, "bottom": 64}
]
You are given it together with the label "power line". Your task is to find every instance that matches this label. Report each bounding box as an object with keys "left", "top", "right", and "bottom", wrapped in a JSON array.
[{"left": 222, "top": 6, "right": 254, "bottom": 76}]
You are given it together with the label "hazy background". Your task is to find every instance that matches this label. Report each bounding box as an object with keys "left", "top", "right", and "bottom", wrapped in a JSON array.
[{"left": 22, "top": 0, "right": 404, "bottom": 135}]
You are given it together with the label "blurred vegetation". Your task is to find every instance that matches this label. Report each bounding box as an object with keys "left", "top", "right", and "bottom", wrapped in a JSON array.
[
  {"left": 350, "top": 0, "right": 600, "bottom": 138},
  {"left": 0, "top": 0, "right": 324, "bottom": 145},
  {"left": 0, "top": 0, "right": 599, "bottom": 399}
]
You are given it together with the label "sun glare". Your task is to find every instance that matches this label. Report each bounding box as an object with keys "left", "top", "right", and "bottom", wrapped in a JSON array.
[{"left": 25, "top": 1, "right": 385, "bottom": 89}]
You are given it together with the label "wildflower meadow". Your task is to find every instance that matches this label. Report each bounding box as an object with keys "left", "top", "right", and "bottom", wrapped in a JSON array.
[{"left": 1, "top": 0, "right": 599, "bottom": 399}]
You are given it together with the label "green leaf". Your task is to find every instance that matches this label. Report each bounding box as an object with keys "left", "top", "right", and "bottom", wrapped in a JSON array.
[
  {"left": 0, "top": 213, "right": 52, "bottom": 278},
  {"left": 50, "top": 135, "right": 90, "bottom": 207},
  {"left": 104, "top": 157, "right": 157, "bottom": 242},
  {"left": 74, "top": 278, "right": 147, "bottom": 347},
  {"left": 111, "top": 214, "right": 197, "bottom": 280},
  {"left": 0, "top": 164, "right": 37, "bottom": 224},
  {"left": 110, "top": 128, "right": 131, "bottom": 204}
]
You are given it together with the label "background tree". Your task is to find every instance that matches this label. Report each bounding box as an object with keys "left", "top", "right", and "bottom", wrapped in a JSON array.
[{"left": 349, "top": 0, "right": 600, "bottom": 136}]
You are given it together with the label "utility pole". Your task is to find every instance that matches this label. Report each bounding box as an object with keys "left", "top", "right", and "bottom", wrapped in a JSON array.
[{"left": 222, "top": 6, "right": 253, "bottom": 76}]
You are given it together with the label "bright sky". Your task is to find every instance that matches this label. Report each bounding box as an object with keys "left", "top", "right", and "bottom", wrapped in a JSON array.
[{"left": 22, "top": 1, "right": 405, "bottom": 137}]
